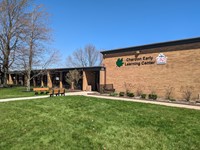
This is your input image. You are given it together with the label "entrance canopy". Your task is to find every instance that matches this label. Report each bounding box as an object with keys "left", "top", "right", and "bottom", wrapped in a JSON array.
[{"left": 7, "top": 66, "right": 106, "bottom": 92}]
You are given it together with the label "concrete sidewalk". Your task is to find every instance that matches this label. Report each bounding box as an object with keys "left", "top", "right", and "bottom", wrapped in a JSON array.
[
  {"left": 0, "top": 91, "right": 92, "bottom": 103},
  {"left": 0, "top": 95, "right": 49, "bottom": 102},
  {"left": 0, "top": 92, "right": 200, "bottom": 110},
  {"left": 85, "top": 94, "right": 200, "bottom": 110}
]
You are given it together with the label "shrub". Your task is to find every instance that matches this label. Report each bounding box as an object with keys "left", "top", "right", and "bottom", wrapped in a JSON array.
[
  {"left": 148, "top": 94, "right": 157, "bottom": 100},
  {"left": 119, "top": 92, "right": 125, "bottom": 97},
  {"left": 124, "top": 82, "right": 134, "bottom": 95},
  {"left": 110, "top": 92, "right": 118, "bottom": 96},
  {"left": 127, "top": 92, "right": 134, "bottom": 97},
  {"left": 165, "top": 86, "right": 174, "bottom": 100},
  {"left": 180, "top": 86, "right": 194, "bottom": 101},
  {"left": 99, "top": 85, "right": 105, "bottom": 94},
  {"left": 148, "top": 94, "right": 152, "bottom": 99},
  {"left": 169, "top": 98, "right": 176, "bottom": 101},
  {"left": 153, "top": 94, "right": 158, "bottom": 100},
  {"left": 141, "top": 94, "right": 146, "bottom": 99},
  {"left": 126, "top": 92, "right": 130, "bottom": 96},
  {"left": 148, "top": 86, "right": 157, "bottom": 96},
  {"left": 136, "top": 85, "right": 143, "bottom": 96}
]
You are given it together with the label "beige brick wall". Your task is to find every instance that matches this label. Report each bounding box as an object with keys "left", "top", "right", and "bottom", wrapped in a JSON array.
[
  {"left": 103, "top": 48, "right": 200, "bottom": 100},
  {"left": 82, "top": 71, "right": 96, "bottom": 91},
  {"left": 99, "top": 70, "right": 105, "bottom": 85}
]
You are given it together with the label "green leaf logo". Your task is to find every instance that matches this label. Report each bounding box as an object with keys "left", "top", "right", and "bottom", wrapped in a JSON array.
[{"left": 116, "top": 58, "right": 124, "bottom": 67}]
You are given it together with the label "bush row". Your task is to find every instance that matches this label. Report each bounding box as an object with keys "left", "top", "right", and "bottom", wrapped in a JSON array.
[
  {"left": 109, "top": 92, "right": 158, "bottom": 100},
  {"left": 119, "top": 92, "right": 135, "bottom": 97}
]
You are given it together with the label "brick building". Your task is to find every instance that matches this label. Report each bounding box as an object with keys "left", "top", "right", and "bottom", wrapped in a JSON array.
[
  {"left": 101, "top": 37, "right": 200, "bottom": 100},
  {"left": 4, "top": 37, "right": 200, "bottom": 100}
]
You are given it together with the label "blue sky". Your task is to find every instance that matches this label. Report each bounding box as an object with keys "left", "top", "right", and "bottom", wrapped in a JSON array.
[{"left": 35, "top": 0, "right": 200, "bottom": 65}]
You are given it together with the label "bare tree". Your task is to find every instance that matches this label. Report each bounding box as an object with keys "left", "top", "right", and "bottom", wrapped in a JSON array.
[
  {"left": 66, "top": 44, "right": 102, "bottom": 67},
  {"left": 65, "top": 69, "right": 82, "bottom": 89},
  {"left": 0, "top": 0, "right": 29, "bottom": 87},
  {"left": 165, "top": 86, "right": 174, "bottom": 100},
  {"left": 15, "top": 5, "right": 60, "bottom": 91}
]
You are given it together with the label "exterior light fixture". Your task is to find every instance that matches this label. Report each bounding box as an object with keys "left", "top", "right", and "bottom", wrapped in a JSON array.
[{"left": 136, "top": 50, "right": 140, "bottom": 54}]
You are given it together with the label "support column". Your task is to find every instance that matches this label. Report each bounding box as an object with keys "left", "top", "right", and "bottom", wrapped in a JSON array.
[
  {"left": 99, "top": 70, "right": 106, "bottom": 85},
  {"left": 8, "top": 74, "right": 13, "bottom": 85},
  {"left": 99, "top": 69, "right": 106, "bottom": 93},
  {"left": 82, "top": 71, "right": 88, "bottom": 91},
  {"left": 59, "top": 72, "right": 63, "bottom": 88},
  {"left": 41, "top": 76, "right": 44, "bottom": 87},
  {"left": 47, "top": 71, "right": 52, "bottom": 88}
]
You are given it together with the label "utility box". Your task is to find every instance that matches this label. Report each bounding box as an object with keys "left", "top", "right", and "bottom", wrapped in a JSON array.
[{"left": 86, "top": 85, "right": 92, "bottom": 91}]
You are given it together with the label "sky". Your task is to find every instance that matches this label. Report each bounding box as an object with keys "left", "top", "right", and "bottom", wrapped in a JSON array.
[{"left": 34, "top": 0, "right": 200, "bottom": 66}]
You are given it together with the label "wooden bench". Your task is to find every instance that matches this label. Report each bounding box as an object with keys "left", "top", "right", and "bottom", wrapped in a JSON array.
[
  {"left": 33, "top": 88, "right": 49, "bottom": 95},
  {"left": 104, "top": 84, "right": 115, "bottom": 93},
  {"left": 49, "top": 88, "right": 65, "bottom": 97},
  {"left": 54, "top": 88, "right": 60, "bottom": 96},
  {"left": 59, "top": 88, "right": 65, "bottom": 96},
  {"left": 49, "top": 89, "right": 54, "bottom": 97}
]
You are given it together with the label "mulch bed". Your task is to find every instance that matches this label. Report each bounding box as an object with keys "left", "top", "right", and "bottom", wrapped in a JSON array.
[{"left": 88, "top": 93, "right": 200, "bottom": 107}]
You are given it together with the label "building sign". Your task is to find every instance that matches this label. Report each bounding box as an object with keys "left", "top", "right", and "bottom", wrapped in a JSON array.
[
  {"left": 156, "top": 53, "right": 167, "bottom": 65},
  {"left": 116, "top": 58, "right": 124, "bottom": 67},
  {"left": 116, "top": 56, "right": 155, "bottom": 67}
]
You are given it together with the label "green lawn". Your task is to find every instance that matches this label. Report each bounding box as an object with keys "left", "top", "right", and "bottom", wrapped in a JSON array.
[
  {"left": 0, "top": 96, "right": 200, "bottom": 150},
  {"left": 0, "top": 87, "right": 36, "bottom": 99}
]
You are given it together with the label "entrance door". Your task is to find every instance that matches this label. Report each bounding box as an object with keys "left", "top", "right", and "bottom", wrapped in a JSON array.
[{"left": 94, "top": 71, "right": 99, "bottom": 91}]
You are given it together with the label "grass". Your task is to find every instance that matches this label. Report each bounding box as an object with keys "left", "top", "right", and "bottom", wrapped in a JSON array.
[
  {"left": 0, "top": 96, "right": 200, "bottom": 150},
  {"left": 0, "top": 87, "right": 37, "bottom": 99}
]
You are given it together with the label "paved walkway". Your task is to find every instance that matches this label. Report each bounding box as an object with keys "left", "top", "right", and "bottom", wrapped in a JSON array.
[
  {"left": 0, "top": 95, "right": 49, "bottom": 102},
  {"left": 0, "top": 91, "right": 91, "bottom": 103},
  {"left": 86, "top": 95, "right": 200, "bottom": 110},
  {"left": 0, "top": 92, "right": 200, "bottom": 110}
]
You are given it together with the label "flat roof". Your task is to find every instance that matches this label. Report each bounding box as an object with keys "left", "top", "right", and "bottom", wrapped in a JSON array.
[
  {"left": 101, "top": 37, "right": 200, "bottom": 54},
  {"left": 9, "top": 66, "right": 105, "bottom": 74},
  {"left": 47, "top": 66, "right": 104, "bottom": 71}
]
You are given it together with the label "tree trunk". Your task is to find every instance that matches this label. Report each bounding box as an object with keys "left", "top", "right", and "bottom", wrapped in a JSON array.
[
  {"left": 26, "top": 70, "right": 31, "bottom": 91},
  {"left": 71, "top": 81, "right": 74, "bottom": 90},
  {"left": 3, "top": 68, "right": 8, "bottom": 87},
  {"left": 3, "top": 57, "right": 9, "bottom": 87}
]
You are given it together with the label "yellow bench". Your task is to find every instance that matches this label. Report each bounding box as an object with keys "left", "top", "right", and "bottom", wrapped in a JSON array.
[
  {"left": 49, "top": 88, "right": 65, "bottom": 97},
  {"left": 33, "top": 88, "right": 49, "bottom": 95}
]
